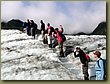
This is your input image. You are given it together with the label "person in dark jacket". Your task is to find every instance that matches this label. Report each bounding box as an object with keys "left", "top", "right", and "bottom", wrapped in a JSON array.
[
  {"left": 22, "top": 21, "right": 27, "bottom": 33},
  {"left": 40, "top": 20, "right": 45, "bottom": 37},
  {"left": 22, "top": 22, "right": 27, "bottom": 28},
  {"left": 30, "top": 20, "right": 38, "bottom": 39},
  {"left": 43, "top": 29, "right": 48, "bottom": 44},
  {"left": 26, "top": 19, "right": 31, "bottom": 35},
  {"left": 74, "top": 47, "right": 89, "bottom": 80}
]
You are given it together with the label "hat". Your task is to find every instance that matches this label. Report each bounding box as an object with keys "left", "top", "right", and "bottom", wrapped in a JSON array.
[
  {"left": 55, "top": 28, "right": 58, "bottom": 31},
  {"left": 47, "top": 23, "right": 50, "bottom": 26},
  {"left": 40, "top": 20, "right": 43, "bottom": 23},
  {"left": 76, "top": 47, "right": 80, "bottom": 50},
  {"left": 94, "top": 51, "right": 101, "bottom": 57}
]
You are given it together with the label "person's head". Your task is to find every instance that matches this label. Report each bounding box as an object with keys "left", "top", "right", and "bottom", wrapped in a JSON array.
[
  {"left": 47, "top": 23, "right": 50, "bottom": 27},
  {"left": 76, "top": 47, "right": 81, "bottom": 52},
  {"left": 94, "top": 51, "right": 101, "bottom": 58},
  {"left": 27, "top": 19, "right": 30, "bottom": 22},
  {"left": 30, "top": 20, "right": 34, "bottom": 23},
  {"left": 55, "top": 28, "right": 58, "bottom": 32},
  {"left": 41, "top": 20, "right": 43, "bottom": 23},
  {"left": 60, "top": 25, "right": 63, "bottom": 28}
]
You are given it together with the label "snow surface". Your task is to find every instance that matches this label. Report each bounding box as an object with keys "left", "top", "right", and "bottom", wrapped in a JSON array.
[{"left": 1, "top": 30, "right": 106, "bottom": 80}]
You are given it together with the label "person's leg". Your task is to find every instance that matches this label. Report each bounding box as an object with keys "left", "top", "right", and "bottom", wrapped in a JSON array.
[
  {"left": 28, "top": 28, "right": 30, "bottom": 35},
  {"left": 45, "top": 34, "right": 48, "bottom": 44},
  {"left": 33, "top": 29, "right": 35, "bottom": 39},
  {"left": 82, "top": 63, "right": 89, "bottom": 80},
  {"left": 30, "top": 28, "right": 31, "bottom": 36},
  {"left": 34, "top": 35, "right": 35, "bottom": 39},
  {"left": 41, "top": 30, "right": 44, "bottom": 38},
  {"left": 59, "top": 43, "right": 61, "bottom": 56},
  {"left": 59, "top": 42, "right": 64, "bottom": 57},
  {"left": 53, "top": 39, "right": 58, "bottom": 48},
  {"left": 43, "top": 30, "right": 45, "bottom": 37},
  {"left": 47, "top": 35, "right": 51, "bottom": 48},
  {"left": 31, "top": 28, "right": 33, "bottom": 36},
  {"left": 34, "top": 31, "right": 35, "bottom": 39},
  {"left": 26, "top": 27, "right": 29, "bottom": 35},
  {"left": 61, "top": 43, "right": 64, "bottom": 57},
  {"left": 50, "top": 35, "right": 52, "bottom": 48}
]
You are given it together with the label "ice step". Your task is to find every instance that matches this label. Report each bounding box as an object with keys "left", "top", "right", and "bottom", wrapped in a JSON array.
[
  {"left": 68, "top": 68, "right": 82, "bottom": 74},
  {"left": 62, "top": 63, "right": 75, "bottom": 69},
  {"left": 68, "top": 68, "right": 84, "bottom": 80},
  {"left": 58, "top": 57, "right": 69, "bottom": 63},
  {"left": 58, "top": 57, "right": 84, "bottom": 79},
  {"left": 59, "top": 57, "right": 76, "bottom": 69}
]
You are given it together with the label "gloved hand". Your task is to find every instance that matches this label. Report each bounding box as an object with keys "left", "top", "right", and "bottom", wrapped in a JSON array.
[
  {"left": 76, "top": 51, "right": 79, "bottom": 55},
  {"left": 74, "top": 49, "right": 76, "bottom": 52},
  {"left": 60, "top": 25, "right": 63, "bottom": 28}
]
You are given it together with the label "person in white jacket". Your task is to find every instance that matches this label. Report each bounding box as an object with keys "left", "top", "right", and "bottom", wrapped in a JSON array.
[{"left": 47, "top": 23, "right": 54, "bottom": 48}]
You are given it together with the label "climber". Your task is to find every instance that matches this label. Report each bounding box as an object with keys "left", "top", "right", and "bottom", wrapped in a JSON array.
[
  {"left": 30, "top": 20, "right": 38, "bottom": 39},
  {"left": 47, "top": 23, "right": 54, "bottom": 48},
  {"left": 53, "top": 27, "right": 64, "bottom": 57},
  {"left": 74, "top": 47, "right": 89, "bottom": 80},
  {"left": 40, "top": 20, "right": 45, "bottom": 38}
]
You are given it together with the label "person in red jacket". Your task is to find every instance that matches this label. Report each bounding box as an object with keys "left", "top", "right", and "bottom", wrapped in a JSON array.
[
  {"left": 53, "top": 25, "right": 64, "bottom": 48},
  {"left": 53, "top": 27, "right": 64, "bottom": 57}
]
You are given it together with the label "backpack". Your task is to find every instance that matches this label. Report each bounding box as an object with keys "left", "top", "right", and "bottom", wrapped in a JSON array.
[
  {"left": 85, "top": 54, "right": 90, "bottom": 62},
  {"left": 50, "top": 27, "right": 55, "bottom": 34},
  {"left": 97, "top": 58, "right": 106, "bottom": 79},
  {"left": 22, "top": 22, "right": 27, "bottom": 28},
  {"left": 61, "top": 34, "right": 66, "bottom": 42}
]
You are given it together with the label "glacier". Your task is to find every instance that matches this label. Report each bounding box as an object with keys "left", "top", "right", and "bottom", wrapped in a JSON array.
[{"left": 1, "top": 30, "right": 106, "bottom": 80}]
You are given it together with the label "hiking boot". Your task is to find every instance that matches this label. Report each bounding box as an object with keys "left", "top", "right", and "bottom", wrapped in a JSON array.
[
  {"left": 59, "top": 53, "right": 65, "bottom": 57},
  {"left": 84, "top": 77, "right": 89, "bottom": 80},
  {"left": 59, "top": 56, "right": 65, "bottom": 57},
  {"left": 49, "top": 44, "right": 52, "bottom": 48}
]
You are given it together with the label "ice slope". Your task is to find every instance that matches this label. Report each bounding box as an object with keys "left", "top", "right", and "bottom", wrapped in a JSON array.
[{"left": 1, "top": 30, "right": 106, "bottom": 80}]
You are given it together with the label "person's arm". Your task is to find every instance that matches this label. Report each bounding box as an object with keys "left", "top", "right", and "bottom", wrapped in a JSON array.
[
  {"left": 60, "top": 25, "right": 63, "bottom": 29},
  {"left": 53, "top": 31, "right": 57, "bottom": 38},
  {"left": 74, "top": 51, "right": 80, "bottom": 57},
  {"left": 52, "top": 33, "right": 56, "bottom": 38},
  {"left": 59, "top": 25, "right": 63, "bottom": 33},
  {"left": 48, "top": 27, "right": 50, "bottom": 36},
  {"left": 99, "top": 60, "right": 104, "bottom": 80}
]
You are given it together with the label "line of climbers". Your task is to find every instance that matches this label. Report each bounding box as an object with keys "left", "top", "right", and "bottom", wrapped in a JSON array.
[
  {"left": 22, "top": 19, "right": 66, "bottom": 57},
  {"left": 22, "top": 19, "right": 38, "bottom": 39},
  {"left": 22, "top": 19, "right": 106, "bottom": 80}
]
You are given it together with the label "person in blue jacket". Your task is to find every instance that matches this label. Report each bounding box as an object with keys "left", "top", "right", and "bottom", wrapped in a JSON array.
[{"left": 94, "top": 51, "right": 105, "bottom": 80}]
